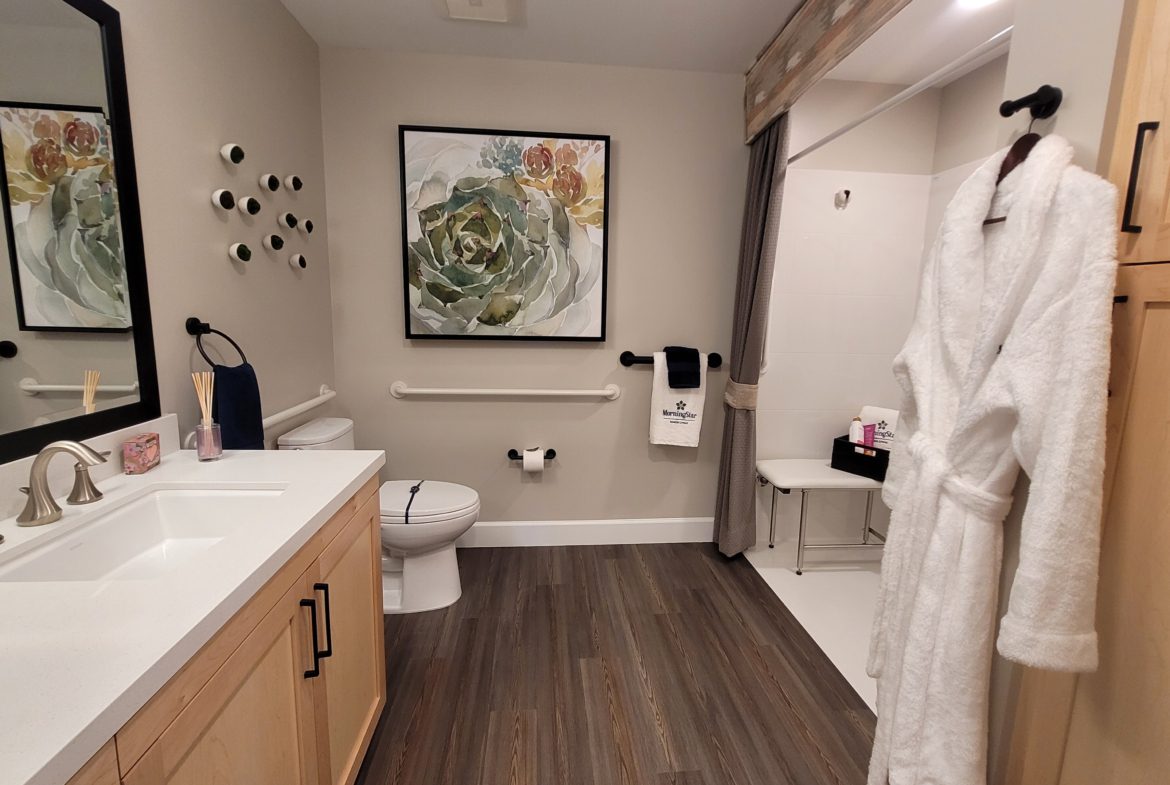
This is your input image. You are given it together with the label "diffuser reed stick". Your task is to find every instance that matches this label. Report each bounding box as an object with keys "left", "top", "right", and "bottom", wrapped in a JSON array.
[
  {"left": 83, "top": 369, "right": 100, "bottom": 414},
  {"left": 191, "top": 371, "right": 214, "bottom": 426}
]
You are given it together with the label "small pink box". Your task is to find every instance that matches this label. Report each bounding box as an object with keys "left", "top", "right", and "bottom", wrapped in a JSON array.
[{"left": 123, "top": 432, "right": 161, "bottom": 475}]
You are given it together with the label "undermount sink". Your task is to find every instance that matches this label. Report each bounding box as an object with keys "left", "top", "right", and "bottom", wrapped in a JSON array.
[{"left": 0, "top": 485, "right": 286, "bottom": 583}]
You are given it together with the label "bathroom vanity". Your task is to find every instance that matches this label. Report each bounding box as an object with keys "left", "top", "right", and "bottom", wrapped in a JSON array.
[{"left": 0, "top": 446, "right": 386, "bottom": 785}]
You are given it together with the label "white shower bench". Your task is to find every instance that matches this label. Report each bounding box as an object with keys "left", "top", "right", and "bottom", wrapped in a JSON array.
[{"left": 755, "top": 458, "right": 885, "bottom": 575}]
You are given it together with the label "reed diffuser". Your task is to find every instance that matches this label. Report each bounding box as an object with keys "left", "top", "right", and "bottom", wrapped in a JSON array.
[
  {"left": 82, "top": 369, "right": 100, "bottom": 414},
  {"left": 192, "top": 371, "right": 222, "bottom": 461}
]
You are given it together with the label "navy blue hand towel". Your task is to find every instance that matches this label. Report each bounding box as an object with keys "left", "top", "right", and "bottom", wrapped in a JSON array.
[
  {"left": 664, "top": 346, "right": 702, "bottom": 389},
  {"left": 212, "top": 363, "right": 264, "bottom": 450}
]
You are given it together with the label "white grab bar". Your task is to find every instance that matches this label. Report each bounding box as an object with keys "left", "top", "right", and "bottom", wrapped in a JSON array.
[
  {"left": 20, "top": 377, "right": 139, "bottom": 396},
  {"left": 390, "top": 381, "right": 621, "bottom": 401},
  {"left": 182, "top": 384, "right": 336, "bottom": 448},
  {"left": 263, "top": 385, "right": 336, "bottom": 431}
]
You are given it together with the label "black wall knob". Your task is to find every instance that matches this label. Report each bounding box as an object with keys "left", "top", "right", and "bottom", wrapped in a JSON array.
[
  {"left": 0, "top": 340, "right": 17, "bottom": 359},
  {"left": 259, "top": 173, "right": 280, "bottom": 192}
]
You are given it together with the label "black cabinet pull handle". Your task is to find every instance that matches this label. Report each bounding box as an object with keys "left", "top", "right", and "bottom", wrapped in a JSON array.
[
  {"left": 1122, "top": 121, "right": 1159, "bottom": 233},
  {"left": 313, "top": 582, "right": 333, "bottom": 659},
  {"left": 300, "top": 598, "right": 321, "bottom": 678}
]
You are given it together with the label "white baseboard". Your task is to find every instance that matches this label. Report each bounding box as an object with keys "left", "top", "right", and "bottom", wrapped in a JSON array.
[{"left": 457, "top": 516, "right": 714, "bottom": 548}]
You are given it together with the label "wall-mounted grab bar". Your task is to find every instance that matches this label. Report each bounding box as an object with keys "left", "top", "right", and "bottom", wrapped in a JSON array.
[
  {"left": 390, "top": 381, "right": 621, "bottom": 401},
  {"left": 20, "top": 378, "right": 140, "bottom": 396},
  {"left": 263, "top": 385, "right": 336, "bottom": 431},
  {"left": 619, "top": 351, "right": 723, "bottom": 368}
]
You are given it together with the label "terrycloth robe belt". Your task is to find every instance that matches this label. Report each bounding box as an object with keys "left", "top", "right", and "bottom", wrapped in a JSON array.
[
  {"left": 724, "top": 379, "right": 758, "bottom": 410},
  {"left": 906, "top": 432, "right": 1013, "bottom": 519}
]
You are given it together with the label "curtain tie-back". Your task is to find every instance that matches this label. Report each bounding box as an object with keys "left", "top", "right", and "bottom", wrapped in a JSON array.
[{"left": 724, "top": 379, "right": 758, "bottom": 410}]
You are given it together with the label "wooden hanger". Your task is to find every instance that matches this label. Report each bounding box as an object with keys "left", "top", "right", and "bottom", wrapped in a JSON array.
[{"left": 984, "top": 85, "right": 1062, "bottom": 226}]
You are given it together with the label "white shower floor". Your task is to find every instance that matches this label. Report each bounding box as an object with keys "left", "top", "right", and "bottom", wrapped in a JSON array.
[{"left": 747, "top": 542, "right": 880, "bottom": 710}]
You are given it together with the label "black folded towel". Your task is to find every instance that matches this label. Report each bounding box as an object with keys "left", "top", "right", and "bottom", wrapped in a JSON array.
[
  {"left": 212, "top": 362, "right": 264, "bottom": 450},
  {"left": 664, "top": 345, "right": 702, "bottom": 389}
]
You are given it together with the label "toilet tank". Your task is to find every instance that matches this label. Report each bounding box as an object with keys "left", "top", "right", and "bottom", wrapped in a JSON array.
[{"left": 277, "top": 417, "right": 355, "bottom": 450}]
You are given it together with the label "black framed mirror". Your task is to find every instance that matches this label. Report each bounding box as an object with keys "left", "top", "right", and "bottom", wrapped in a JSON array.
[{"left": 0, "top": 0, "right": 159, "bottom": 462}]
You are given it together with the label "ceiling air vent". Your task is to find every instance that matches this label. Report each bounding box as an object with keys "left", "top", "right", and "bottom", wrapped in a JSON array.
[{"left": 442, "top": 0, "right": 517, "bottom": 23}]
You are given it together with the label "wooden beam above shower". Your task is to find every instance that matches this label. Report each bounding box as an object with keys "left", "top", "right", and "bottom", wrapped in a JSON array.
[{"left": 744, "top": 0, "right": 912, "bottom": 143}]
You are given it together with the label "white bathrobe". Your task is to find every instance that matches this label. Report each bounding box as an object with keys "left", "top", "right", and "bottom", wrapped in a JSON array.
[{"left": 868, "top": 135, "right": 1117, "bottom": 785}]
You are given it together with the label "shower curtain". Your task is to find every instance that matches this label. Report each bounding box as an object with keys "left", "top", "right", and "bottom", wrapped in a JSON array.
[{"left": 714, "top": 114, "right": 789, "bottom": 557}]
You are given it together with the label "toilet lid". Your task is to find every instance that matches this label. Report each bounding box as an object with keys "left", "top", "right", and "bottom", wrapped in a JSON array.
[{"left": 378, "top": 480, "right": 479, "bottom": 521}]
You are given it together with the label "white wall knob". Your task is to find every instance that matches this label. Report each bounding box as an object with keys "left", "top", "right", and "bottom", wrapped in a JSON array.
[
  {"left": 229, "top": 243, "right": 252, "bottom": 263},
  {"left": 278, "top": 211, "right": 298, "bottom": 229},
  {"left": 211, "top": 189, "right": 235, "bottom": 210},
  {"left": 237, "top": 196, "right": 262, "bottom": 216},
  {"left": 299, "top": 218, "right": 314, "bottom": 235},
  {"left": 262, "top": 234, "right": 285, "bottom": 251},
  {"left": 289, "top": 253, "right": 307, "bottom": 270},
  {"left": 219, "top": 143, "right": 245, "bottom": 165},
  {"left": 259, "top": 173, "right": 280, "bottom": 192},
  {"left": 284, "top": 174, "right": 303, "bottom": 192}
]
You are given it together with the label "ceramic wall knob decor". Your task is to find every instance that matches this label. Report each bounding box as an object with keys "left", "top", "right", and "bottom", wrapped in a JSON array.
[
  {"left": 229, "top": 243, "right": 252, "bottom": 263},
  {"left": 289, "top": 253, "right": 307, "bottom": 270},
  {"left": 284, "top": 174, "right": 303, "bottom": 192},
  {"left": 211, "top": 189, "right": 235, "bottom": 210},
  {"left": 237, "top": 196, "right": 262, "bottom": 216},
  {"left": 278, "top": 211, "right": 298, "bottom": 229},
  {"left": 259, "top": 173, "right": 280, "bottom": 192},
  {"left": 219, "top": 143, "right": 245, "bottom": 165},
  {"left": 299, "top": 218, "right": 314, "bottom": 235},
  {"left": 263, "top": 234, "right": 285, "bottom": 251}
]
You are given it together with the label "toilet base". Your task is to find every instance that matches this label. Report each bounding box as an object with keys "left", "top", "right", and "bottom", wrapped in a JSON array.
[{"left": 381, "top": 543, "right": 463, "bottom": 614}]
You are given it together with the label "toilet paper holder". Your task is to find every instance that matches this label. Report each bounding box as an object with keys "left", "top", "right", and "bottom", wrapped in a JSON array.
[{"left": 507, "top": 448, "right": 556, "bottom": 461}]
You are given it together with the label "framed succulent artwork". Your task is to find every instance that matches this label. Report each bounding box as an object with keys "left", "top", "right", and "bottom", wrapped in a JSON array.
[
  {"left": 0, "top": 101, "right": 130, "bottom": 332},
  {"left": 399, "top": 125, "right": 609, "bottom": 341}
]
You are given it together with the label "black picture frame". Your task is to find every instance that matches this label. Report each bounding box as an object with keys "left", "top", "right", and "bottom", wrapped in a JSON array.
[
  {"left": 0, "top": 0, "right": 161, "bottom": 463},
  {"left": 0, "top": 99, "right": 131, "bottom": 334},
  {"left": 398, "top": 124, "right": 610, "bottom": 342}
]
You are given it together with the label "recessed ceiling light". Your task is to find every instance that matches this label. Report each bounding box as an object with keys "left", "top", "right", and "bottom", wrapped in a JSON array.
[
  {"left": 956, "top": 0, "right": 1002, "bottom": 9},
  {"left": 443, "top": 0, "right": 517, "bottom": 23}
]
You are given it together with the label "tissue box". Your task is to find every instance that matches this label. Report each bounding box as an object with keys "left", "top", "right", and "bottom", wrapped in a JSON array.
[
  {"left": 123, "top": 432, "right": 160, "bottom": 475},
  {"left": 831, "top": 434, "right": 889, "bottom": 482}
]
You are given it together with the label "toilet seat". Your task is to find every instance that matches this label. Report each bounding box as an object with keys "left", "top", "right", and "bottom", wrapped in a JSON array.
[{"left": 378, "top": 480, "right": 479, "bottom": 523}]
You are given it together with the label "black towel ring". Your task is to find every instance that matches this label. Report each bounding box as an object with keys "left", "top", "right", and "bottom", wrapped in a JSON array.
[{"left": 185, "top": 317, "right": 247, "bottom": 367}]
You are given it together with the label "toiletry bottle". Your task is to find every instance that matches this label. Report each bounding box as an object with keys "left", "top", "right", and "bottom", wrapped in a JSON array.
[{"left": 849, "top": 416, "right": 864, "bottom": 444}]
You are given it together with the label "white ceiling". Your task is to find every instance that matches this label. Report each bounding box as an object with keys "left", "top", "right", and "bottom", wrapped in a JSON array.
[
  {"left": 279, "top": 0, "right": 802, "bottom": 74},
  {"left": 828, "top": 0, "right": 1016, "bottom": 86}
]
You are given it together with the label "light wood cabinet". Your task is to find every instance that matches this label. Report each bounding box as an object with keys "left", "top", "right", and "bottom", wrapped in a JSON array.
[
  {"left": 75, "top": 477, "right": 386, "bottom": 785},
  {"left": 1006, "top": 263, "right": 1170, "bottom": 783},
  {"left": 311, "top": 495, "right": 386, "bottom": 785},
  {"left": 1105, "top": 0, "right": 1170, "bottom": 264}
]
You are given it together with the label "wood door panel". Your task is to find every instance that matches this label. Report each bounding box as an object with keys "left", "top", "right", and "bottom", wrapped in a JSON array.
[{"left": 316, "top": 495, "right": 386, "bottom": 785}]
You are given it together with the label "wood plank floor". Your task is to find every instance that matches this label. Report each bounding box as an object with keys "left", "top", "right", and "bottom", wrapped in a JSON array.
[{"left": 355, "top": 544, "right": 875, "bottom": 785}]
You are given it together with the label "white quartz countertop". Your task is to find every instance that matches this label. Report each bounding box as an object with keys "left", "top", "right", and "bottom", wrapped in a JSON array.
[{"left": 0, "top": 448, "right": 385, "bottom": 785}]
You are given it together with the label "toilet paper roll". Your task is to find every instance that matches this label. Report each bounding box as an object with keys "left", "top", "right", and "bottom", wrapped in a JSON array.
[{"left": 522, "top": 447, "right": 544, "bottom": 474}]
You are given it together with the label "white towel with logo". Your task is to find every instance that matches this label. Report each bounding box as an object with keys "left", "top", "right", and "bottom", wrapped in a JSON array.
[{"left": 649, "top": 351, "right": 707, "bottom": 447}]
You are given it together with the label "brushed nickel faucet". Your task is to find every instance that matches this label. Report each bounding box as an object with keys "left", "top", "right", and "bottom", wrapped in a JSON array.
[{"left": 16, "top": 441, "right": 109, "bottom": 527}]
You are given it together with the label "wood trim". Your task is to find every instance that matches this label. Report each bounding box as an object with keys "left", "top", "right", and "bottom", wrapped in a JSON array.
[
  {"left": 65, "top": 739, "right": 119, "bottom": 785},
  {"left": 115, "top": 476, "right": 378, "bottom": 775},
  {"left": 744, "top": 0, "right": 911, "bottom": 142}
]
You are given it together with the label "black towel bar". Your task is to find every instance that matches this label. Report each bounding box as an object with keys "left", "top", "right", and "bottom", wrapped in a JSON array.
[
  {"left": 186, "top": 316, "right": 248, "bottom": 366},
  {"left": 620, "top": 350, "right": 722, "bottom": 369}
]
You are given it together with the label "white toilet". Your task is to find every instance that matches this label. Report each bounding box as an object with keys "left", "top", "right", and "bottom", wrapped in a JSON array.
[{"left": 277, "top": 417, "right": 480, "bottom": 614}]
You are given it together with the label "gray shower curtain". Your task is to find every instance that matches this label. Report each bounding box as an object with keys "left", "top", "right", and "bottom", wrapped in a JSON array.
[{"left": 714, "top": 115, "right": 789, "bottom": 557}]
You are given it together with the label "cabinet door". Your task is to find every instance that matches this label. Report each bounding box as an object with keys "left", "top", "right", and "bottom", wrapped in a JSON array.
[
  {"left": 312, "top": 495, "right": 386, "bottom": 785},
  {"left": 1107, "top": 0, "right": 1170, "bottom": 264},
  {"left": 124, "top": 573, "right": 322, "bottom": 785},
  {"left": 1006, "top": 262, "right": 1170, "bottom": 783}
]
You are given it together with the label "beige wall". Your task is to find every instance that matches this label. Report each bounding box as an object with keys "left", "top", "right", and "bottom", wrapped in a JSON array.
[
  {"left": 111, "top": 0, "right": 336, "bottom": 437},
  {"left": 933, "top": 55, "right": 1009, "bottom": 174},
  {"left": 320, "top": 50, "right": 746, "bottom": 522},
  {"left": 789, "top": 79, "right": 941, "bottom": 175}
]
